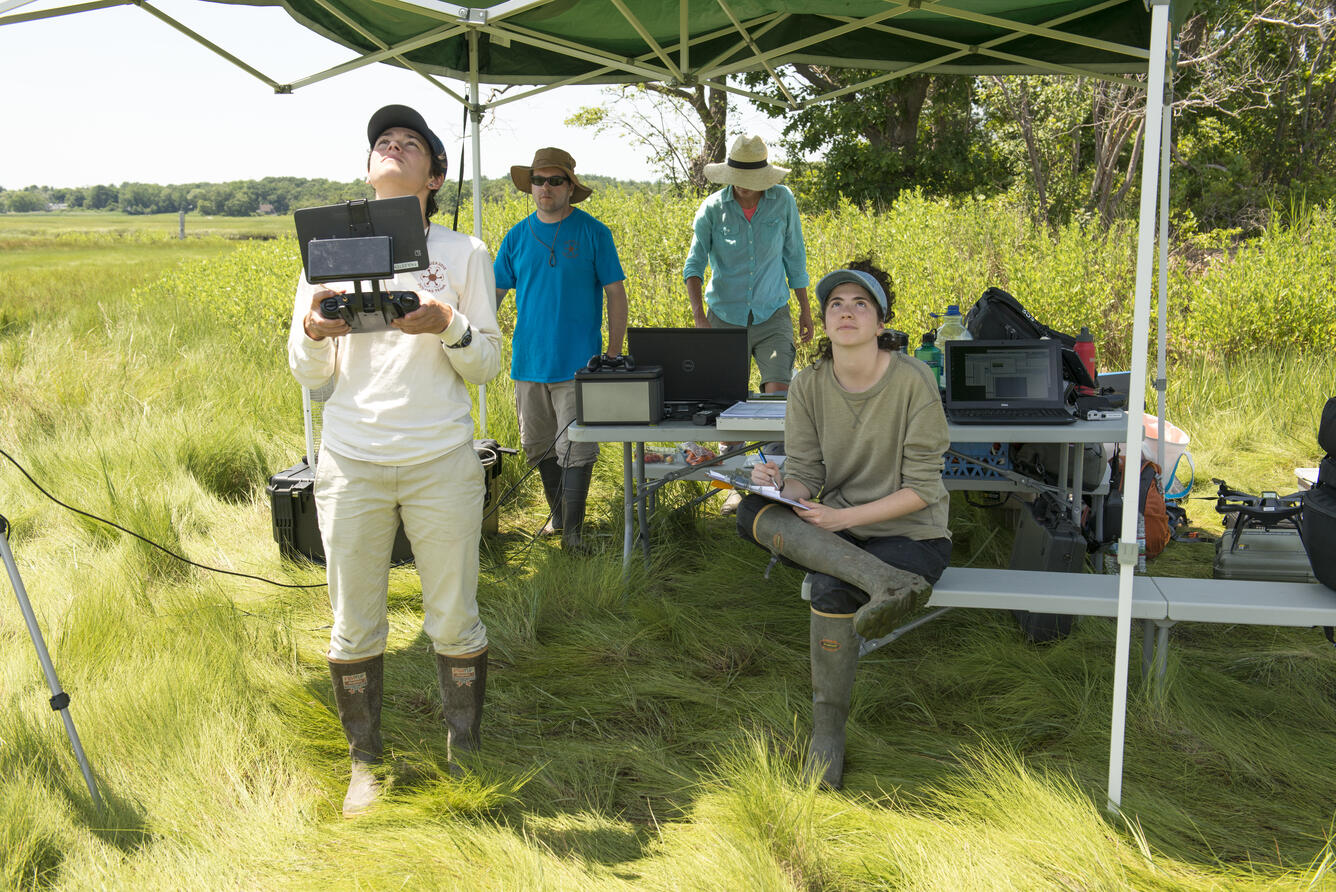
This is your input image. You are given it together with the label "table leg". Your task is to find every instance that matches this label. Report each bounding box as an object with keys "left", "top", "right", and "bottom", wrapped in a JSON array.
[
  {"left": 1071, "top": 444, "right": 1085, "bottom": 524},
  {"left": 621, "top": 442, "right": 633, "bottom": 572},
  {"left": 635, "top": 443, "right": 650, "bottom": 564}
]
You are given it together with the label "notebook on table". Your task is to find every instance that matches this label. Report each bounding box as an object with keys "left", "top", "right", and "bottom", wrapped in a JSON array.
[
  {"left": 626, "top": 327, "right": 749, "bottom": 409},
  {"left": 943, "top": 339, "right": 1076, "bottom": 425}
]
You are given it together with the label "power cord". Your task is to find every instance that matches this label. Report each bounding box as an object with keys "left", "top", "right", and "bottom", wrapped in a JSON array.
[{"left": 1, "top": 446, "right": 327, "bottom": 589}]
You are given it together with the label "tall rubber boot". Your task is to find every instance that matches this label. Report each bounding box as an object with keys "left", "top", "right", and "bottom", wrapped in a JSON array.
[
  {"left": 329, "top": 655, "right": 383, "bottom": 817},
  {"left": 560, "top": 464, "right": 595, "bottom": 553},
  {"left": 537, "top": 457, "right": 563, "bottom": 536},
  {"left": 747, "top": 502, "right": 931, "bottom": 640},
  {"left": 807, "top": 611, "right": 859, "bottom": 789},
  {"left": 435, "top": 649, "right": 487, "bottom": 773}
]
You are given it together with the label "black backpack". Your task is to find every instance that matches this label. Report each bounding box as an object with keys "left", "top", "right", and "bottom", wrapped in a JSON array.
[
  {"left": 965, "top": 287, "right": 1076, "bottom": 348},
  {"left": 965, "top": 287, "right": 1101, "bottom": 389}
]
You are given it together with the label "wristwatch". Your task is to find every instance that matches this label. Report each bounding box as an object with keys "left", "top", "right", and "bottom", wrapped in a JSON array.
[{"left": 446, "top": 323, "right": 472, "bottom": 349}]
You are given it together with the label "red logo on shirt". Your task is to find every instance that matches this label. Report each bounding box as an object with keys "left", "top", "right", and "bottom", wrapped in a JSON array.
[
  {"left": 563, "top": 240, "right": 580, "bottom": 259},
  {"left": 418, "top": 262, "right": 448, "bottom": 292}
]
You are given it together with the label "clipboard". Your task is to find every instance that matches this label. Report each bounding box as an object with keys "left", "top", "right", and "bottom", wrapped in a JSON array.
[{"left": 706, "top": 470, "right": 810, "bottom": 510}]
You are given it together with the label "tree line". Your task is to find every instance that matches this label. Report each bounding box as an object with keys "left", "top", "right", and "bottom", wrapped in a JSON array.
[
  {"left": 0, "top": 174, "right": 657, "bottom": 218},
  {"left": 0, "top": 177, "right": 375, "bottom": 217}
]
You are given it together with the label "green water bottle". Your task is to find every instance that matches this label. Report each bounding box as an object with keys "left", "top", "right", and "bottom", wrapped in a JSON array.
[{"left": 914, "top": 331, "right": 944, "bottom": 388}]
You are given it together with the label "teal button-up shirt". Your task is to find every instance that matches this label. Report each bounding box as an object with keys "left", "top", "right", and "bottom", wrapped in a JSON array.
[{"left": 682, "top": 184, "right": 809, "bottom": 327}]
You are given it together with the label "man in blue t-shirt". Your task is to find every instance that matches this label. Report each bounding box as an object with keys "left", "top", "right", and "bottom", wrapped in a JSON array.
[{"left": 495, "top": 147, "right": 628, "bottom": 552}]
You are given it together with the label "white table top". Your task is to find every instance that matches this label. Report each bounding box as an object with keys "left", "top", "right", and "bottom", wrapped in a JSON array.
[{"left": 569, "top": 416, "right": 1129, "bottom": 445}]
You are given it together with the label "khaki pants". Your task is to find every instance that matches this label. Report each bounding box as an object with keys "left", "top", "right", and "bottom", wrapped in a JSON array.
[
  {"left": 514, "top": 379, "right": 599, "bottom": 468},
  {"left": 315, "top": 443, "right": 488, "bottom": 660}
]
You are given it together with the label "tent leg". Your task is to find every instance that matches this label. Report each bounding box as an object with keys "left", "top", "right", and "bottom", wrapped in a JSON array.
[
  {"left": 1155, "top": 75, "right": 1174, "bottom": 486},
  {"left": 468, "top": 28, "right": 488, "bottom": 440},
  {"left": 1107, "top": 0, "right": 1172, "bottom": 815}
]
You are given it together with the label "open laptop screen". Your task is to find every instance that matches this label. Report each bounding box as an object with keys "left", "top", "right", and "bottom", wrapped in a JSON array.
[
  {"left": 945, "top": 339, "right": 1065, "bottom": 409},
  {"left": 627, "top": 327, "right": 749, "bottom": 405}
]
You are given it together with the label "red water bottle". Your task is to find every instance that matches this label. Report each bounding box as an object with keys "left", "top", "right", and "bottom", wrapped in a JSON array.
[{"left": 1075, "top": 326, "right": 1097, "bottom": 395}]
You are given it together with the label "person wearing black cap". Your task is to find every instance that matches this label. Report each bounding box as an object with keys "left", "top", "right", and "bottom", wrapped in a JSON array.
[
  {"left": 494, "top": 147, "right": 628, "bottom": 552},
  {"left": 736, "top": 263, "right": 951, "bottom": 790},
  {"left": 287, "top": 104, "right": 503, "bottom": 817}
]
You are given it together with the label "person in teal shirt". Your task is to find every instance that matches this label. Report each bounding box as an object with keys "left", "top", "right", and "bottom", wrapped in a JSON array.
[
  {"left": 495, "top": 147, "right": 628, "bottom": 552},
  {"left": 683, "top": 135, "right": 812, "bottom": 395}
]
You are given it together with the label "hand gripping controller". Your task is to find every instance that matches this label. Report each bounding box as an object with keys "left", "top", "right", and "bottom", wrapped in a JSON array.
[{"left": 319, "top": 290, "right": 420, "bottom": 333}]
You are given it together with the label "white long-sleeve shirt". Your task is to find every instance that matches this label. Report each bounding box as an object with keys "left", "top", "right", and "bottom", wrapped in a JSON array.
[{"left": 287, "top": 225, "right": 502, "bottom": 466}]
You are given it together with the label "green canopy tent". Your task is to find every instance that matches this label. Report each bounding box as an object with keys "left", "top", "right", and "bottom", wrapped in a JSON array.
[{"left": 0, "top": 0, "right": 1184, "bottom": 811}]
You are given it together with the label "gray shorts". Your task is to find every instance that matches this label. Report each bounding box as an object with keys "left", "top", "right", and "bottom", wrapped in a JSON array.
[
  {"left": 513, "top": 379, "right": 599, "bottom": 468},
  {"left": 707, "top": 306, "right": 796, "bottom": 387}
]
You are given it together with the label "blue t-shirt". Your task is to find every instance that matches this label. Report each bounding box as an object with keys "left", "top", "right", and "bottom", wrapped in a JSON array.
[{"left": 494, "top": 208, "right": 625, "bottom": 383}]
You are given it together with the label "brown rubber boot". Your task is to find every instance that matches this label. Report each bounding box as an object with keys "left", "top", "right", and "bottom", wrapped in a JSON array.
[
  {"left": 747, "top": 502, "right": 932, "bottom": 640},
  {"left": 435, "top": 649, "right": 488, "bottom": 774},
  {"left": 329, "top": 655, "right": 384, "bottom": 817}
]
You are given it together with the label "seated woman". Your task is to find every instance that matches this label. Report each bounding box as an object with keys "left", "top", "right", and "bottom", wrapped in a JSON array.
[{"left": 737, "top": 263, "right": 952, "bottom": 789}]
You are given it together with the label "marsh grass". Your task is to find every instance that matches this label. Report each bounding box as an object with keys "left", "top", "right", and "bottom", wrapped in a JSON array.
[{"left": 2, "top": 208, "right": 1336, "bottom": 889}]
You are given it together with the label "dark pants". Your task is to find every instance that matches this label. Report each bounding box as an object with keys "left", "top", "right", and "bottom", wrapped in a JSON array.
[{"left": 737, "top": 494, "right": 952, "bottom": 614}]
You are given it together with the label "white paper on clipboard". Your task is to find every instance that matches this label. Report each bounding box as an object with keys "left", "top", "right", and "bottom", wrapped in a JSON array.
[{"left": 706, "top": 470, "right": 810, "bottom": 510}]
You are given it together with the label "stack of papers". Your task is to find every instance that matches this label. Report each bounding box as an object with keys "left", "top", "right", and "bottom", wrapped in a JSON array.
[
  {"left": 716, "top": 400, "right": 787, "bottom": 431},
  {"left": 706, "top": 469, "right": 808, "bottom": 509}
]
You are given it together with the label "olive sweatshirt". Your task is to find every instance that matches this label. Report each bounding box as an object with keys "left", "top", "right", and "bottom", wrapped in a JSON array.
[{"left": 784, "top": 352, "right": 951, "bottom": 541}]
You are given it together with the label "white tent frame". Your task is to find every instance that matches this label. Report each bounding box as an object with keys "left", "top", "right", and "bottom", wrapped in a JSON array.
[{"left": 1, "top": 0, "right": 1179, "bottom": 812}]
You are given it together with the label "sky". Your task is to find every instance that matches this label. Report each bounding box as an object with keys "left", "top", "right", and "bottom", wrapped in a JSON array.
[{"left": 0, "top": 0, "right": 788, "bottom": 190}]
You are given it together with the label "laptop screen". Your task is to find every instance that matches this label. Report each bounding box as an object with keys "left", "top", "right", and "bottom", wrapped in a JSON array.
[
  {"left": 944, "top": 340, "right": 1065, "bottom": 409},
  {"left": 627, "top": 327, "right": 749, "bottom": 405}
]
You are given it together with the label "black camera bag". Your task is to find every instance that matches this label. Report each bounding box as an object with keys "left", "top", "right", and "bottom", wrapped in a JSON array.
[
  {"left": 965, "top": 287, "right": 1076, "bottom": 348},
  {"left": 1301, "top": 397, "right": 1336, "bottom": 591}
]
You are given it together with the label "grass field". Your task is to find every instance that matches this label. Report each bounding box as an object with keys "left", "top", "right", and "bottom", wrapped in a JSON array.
[
  {"left": 0, "top": 211, "right": 292, "bottom": 239},
  {"left": 1, "top": 207, "right": 1335, "bottom": 890}
]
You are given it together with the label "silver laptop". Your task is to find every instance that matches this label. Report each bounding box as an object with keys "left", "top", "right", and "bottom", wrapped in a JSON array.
[{"left": 943, "top": 339, "right": 1075, "bottom": 425}]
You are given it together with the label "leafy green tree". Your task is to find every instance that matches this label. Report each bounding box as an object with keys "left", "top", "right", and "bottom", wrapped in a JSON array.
[
  {"left": 119, "top": 182, "right": 166, "bottom": 215},
  {"left": 743, "top": 68, "right": 1002, "bottom": 208},
  {"left": 85, "top": 184, "right": 117, "bottom": 210},
  {"left": 568, "top": 82, "right": 728, "bottom": 193},
  {"left": 5, "top": 190, "right": 47, "bottom": 212},
  {"left": 1172, "top": 0, "right": 1336, "bottom": 230}
]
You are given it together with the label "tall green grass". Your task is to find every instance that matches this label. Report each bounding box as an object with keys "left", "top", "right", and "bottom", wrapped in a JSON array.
[{"left": 1, "top": 205, "right": 1335, "bottom": 889}]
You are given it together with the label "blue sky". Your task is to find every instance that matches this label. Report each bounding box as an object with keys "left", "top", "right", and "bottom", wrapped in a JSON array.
[{"left": 0, "top": 0, "right": 785, "bottom": 189}]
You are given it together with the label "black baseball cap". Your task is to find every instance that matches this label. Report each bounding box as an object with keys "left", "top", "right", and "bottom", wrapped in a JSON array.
[{"left": 367, "top": 104, "right": 447, "bottom": 161}]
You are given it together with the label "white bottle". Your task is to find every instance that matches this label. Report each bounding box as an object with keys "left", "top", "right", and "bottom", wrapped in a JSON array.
[{"left": 934, "top": 304, "right": 973, "bottom": 344}]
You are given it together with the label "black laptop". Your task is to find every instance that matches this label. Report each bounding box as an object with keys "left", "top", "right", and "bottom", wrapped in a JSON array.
[
  {"left": 626, "top": 327, "right": 749, "bottom": 408},
  {"left": 943, "top": 339, "right": 1076, "bottom": 425}
]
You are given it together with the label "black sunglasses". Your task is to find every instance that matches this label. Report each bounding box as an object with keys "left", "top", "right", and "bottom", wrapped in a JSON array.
[{"left": 530, "top": 174, "right": 570, "bottom": 187}]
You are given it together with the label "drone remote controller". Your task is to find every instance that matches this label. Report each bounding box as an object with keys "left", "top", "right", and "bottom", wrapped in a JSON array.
[{"left": 318, "top": 290, "right": 420, "bottom": 333}]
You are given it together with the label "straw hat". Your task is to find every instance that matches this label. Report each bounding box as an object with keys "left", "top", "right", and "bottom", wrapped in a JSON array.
[
  {"left": 704, "top": 135, "right": 789, "bottom": 191},
  {"left": 510, "top": 147, "right": 593, "bottom": 204}
]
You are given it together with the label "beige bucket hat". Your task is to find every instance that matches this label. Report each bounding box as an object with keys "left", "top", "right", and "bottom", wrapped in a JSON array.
[
  {"left": 704, "top": 135, "right": 789, "bottom": 191},
  {"left": 510, "top": 147, "right": 593, "bottom": 204}
]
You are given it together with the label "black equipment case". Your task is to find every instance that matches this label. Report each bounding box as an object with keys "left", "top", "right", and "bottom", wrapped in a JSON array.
[
  {"left": 267, "top": 440, "right": 508, "bottom": 564},
  {"left": 1301, "top": 396, "right": 1336, "bottom": 590},
  {"left": 266, "top": 459, "right": 412, "bottom": 565},
  {"left": 1009, "top": 492, "right": 1086, "bottom": 642}
]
